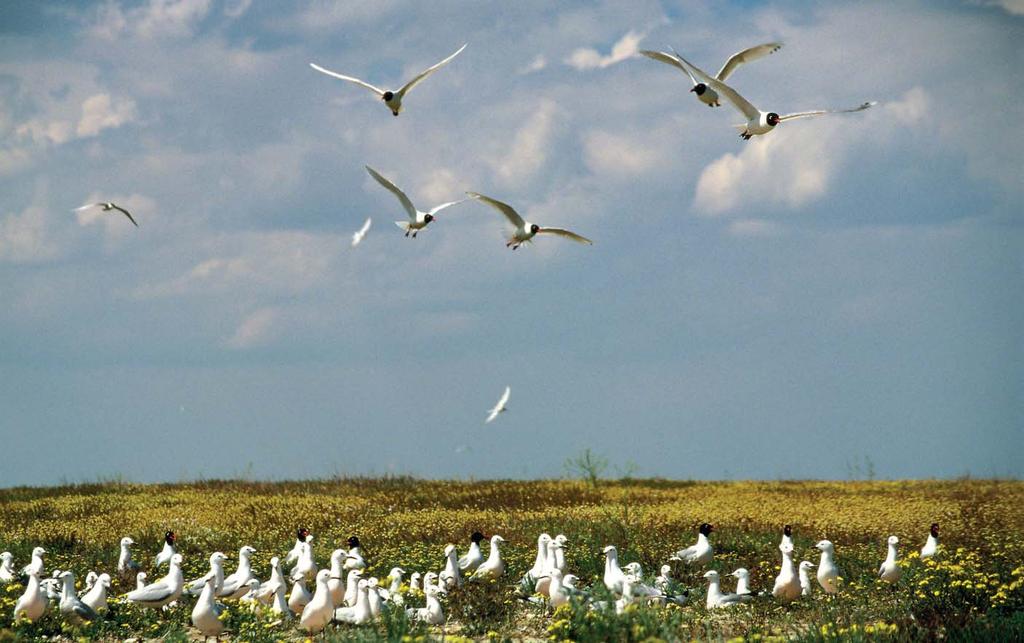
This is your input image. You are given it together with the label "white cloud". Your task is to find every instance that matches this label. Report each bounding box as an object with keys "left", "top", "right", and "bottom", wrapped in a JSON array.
[
  {"left": 490, "top": 99, "right": 560, "bottom": 186},
  {"left": 226, "top": 307, "right": 278, "bottom": 349},
  {"left": 87, "top": 0, "right": 213, "bottom": 40},
  {"left": 693, "top": 88, "right": 931, "bottom": 216},
  {"left": 223, "top": 0, "right": 252, "bottom": 18},
  {"left": 566, "top": 30, "right": 643, "bottom": 70},
  {"left": 520, "top": 55, "right": 547, "bottom": 75},
  {"left": 77, "top": 93, "right": 137, "bottom": 138},
  {"left": 15, "top": 119, "right": 74, "bottom": 145},
  {"left": 986, "top": 0, "right": 1024, "bottom": 15},
  {"left": 0, "top": 202, "right": 60, "bottom": 264}
]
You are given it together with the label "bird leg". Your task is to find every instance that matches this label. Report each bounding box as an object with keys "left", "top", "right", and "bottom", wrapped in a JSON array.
[
  {"left": 412, "top": 231, "right": 418, "bottom": 238},
  {"left": 405, "top": 231, "right": 410, "bottom": 237}
]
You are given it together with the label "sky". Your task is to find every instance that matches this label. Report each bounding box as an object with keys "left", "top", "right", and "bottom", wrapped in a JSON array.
[{"left": 0, "top": 0, "right": 1020, "bottom": 486}]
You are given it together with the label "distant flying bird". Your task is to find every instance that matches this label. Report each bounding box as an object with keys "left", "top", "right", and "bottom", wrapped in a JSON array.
[
  {"left": 670, "top": 50, "right": 875, "bottom": 139},
  {"left": 466, "top": 192, "right": 592, "bottom": 249},
  {"left": 310, "top": 44, "right": 467, "bottom": 116},
  {"left": 485, "top": 386, "right": 510, "bottom": 424},
  {"left": 75, "top": 202, "right": 138, "bottom": 227},
  {"left": 351, "top": 217, "right": 372, "bottom": 247},
  {"left": 366, "top": 166, "right": 465, "bottom": 237},
  {"left": 639, "top": 42, "right": 782, "bottom": 107}
]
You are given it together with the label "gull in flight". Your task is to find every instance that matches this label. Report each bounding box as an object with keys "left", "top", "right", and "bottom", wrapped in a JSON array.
[
  {"left": 670, "top": 50, "right": 875, "bottom": 139},
  {"left": 466, "top": 192, "right": 592, "bottom": 249},
  {"left": 485, "top": 386, "right": 510, "bottom": 424},
  {"left": 310, "top": 44, "right": 467, "bottom": 116},
  {"left": 74, "top": 202, "right": 138, "bottom": 227},
  {"left": 351, "top": 217, "right": 372, "bottom": 247},
  {"left": 366, "top": 166, "right": 465, "bottom": 238},
  {"left": 640, "top": 42, "right": 782, "bottom": 107}
]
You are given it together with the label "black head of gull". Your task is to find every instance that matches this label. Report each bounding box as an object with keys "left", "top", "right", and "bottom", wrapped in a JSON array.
[
  {"left": 424, "top": 214, "right": 435, "bottom": 223},
  {"left": 165, "top": 531, "right": 176, "bottom": 545},
  {"left": 930, "top": 523, "right": 939, "bottom": 538},
  {"left": 699, "top": 523, "right": 714, "bottom": 536},
  {"left": 348, "top": 536, "right": 361, "bottom": 548},
  {"left": 530, "top": 224, "right": 540, "bottom": 234},
  {"left": 784, "top": 525, "right": 792, "bottom": 537},
  {"left": 767, "top": 112, "right": 781, "bottom": 127},
  {"left": 470, "top": 531, "right": 485, "bottom": 544},
  {"left": 690, "top": 83, "right": 707, "bottom": 96},
  {"left": 382, "top": 91, "right": 394, "bottom": 102},
  {"left": 297, "top": 527, "right": 311, "bottom": 541}
]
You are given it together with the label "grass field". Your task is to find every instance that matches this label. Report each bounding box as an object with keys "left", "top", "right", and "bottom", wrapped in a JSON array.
[{"left": 1, "top": 477, "right": 1022, "bottom": 641}]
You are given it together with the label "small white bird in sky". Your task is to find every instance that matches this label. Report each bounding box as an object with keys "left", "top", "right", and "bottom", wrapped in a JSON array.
[
  {"left": 366, "top": 166, "right": 465, "bottom": 238},
  {"left": 670, "top": 50, "right": 875, "bottom": 139},
  {"left": 351, "top": 217, "right": 372, "bottom": 247},
  {"left": 466, "top": 192, "right": 592, "bottom": 249},
  {"left": 74, "top": 202, "right": 138, "bottom": 227},
  {"left": 485, "top": 386, "right": 510, "bottom": 424},
  {"left": 640, "top": 42, "right": 783, "bottom": 107},
  {"left": 310, "top": 44, "right": 467, "bottom": 116}
]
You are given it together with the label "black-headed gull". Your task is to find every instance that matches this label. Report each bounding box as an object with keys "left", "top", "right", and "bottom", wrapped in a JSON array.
[
  {"left": 351, "top": 217, "right": 372, "bottom": 247},
  {"left": 486, "top": 386, "right": 511, "bottom": 424},
  {"left": 878, "top": 536, "right": 902, "bottom": 584},
  {"left": 920, "top": 523, "right": 940, "bottom": 559},
  {"left": 344, "top": 535, "right": 367, "bottom": 571},
  {"left": 671, "top": 51, "right": 875, "bottom": 139},
  {"left": 640, "top": 42, "right": 782, "bottom": 107},
  {"left": 458, "top": 532, "right": 486, "bottom": 573},
  {"left": 285, "top": 527, "right": 312, "bottom": 567},
  {"left": 466, "top": 192, "right": 592, "bottom": 249},
  {"left": 75, "top": 202, "right": 138, "bottom": 227},
  {"left": 772, "top": 543, "right": 801, "bottom": 602},
  {"left": 815, "top": 540, "right": 840, "bottom": 593},
  {"left": 310, "top": 44, "right": 467, "bottom": 116},
  {"left": 191, "top": 573, "right": 225, "bottom": 638},
  {"left": 471, "top": 535, "right": 506, "bottom": 580},
  {"left": 366, "top": 165, "right": 465, "bottom": 238},
  {"left": 291, "top": 540, "right": 318, "bottom": 582},
  {"left": 58, "top": 571, "right": 98, "bottom": 624},
  {"left": 671, "top": 523, "right": 714, "bottom": 566},
  {"left": 703, "top": 570, "right": 750, "bottom": 608},
  {"left": 154, "top": 530, "right": 176, "bottom": 569},
  {"left": 780, "top": 524, "right": 793, "bottom": 551},
  {"left": 13, "top": 569, "right": 47, "bottom": 622},
  {"left": 126, "top": 553, "right": 185, "bottom": 609},
  {"left": 300, "top": 570, "right": 334, "bottom": 634}
]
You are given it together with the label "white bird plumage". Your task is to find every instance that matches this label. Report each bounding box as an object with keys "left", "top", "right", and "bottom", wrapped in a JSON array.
[
  {"left": 815, "top": 540, "right": 840, "bottom": 594},
  {"left": 351, "top": 217, "right": 373, "bottom": 247},
  {"left": 640, "top": 42, "right": 783, "bottom": 107},
  {"left": 127, "top": 553, "right": 185, "bottom": 609},
  {"left": 366, "top": 165, "right": 465, "bottom": 238},
  {"left": 485, "top": 386, "right": 511, "bottom": 424},
  {"left": 310, "top": 44, "right": 467, "bottom": 116},
  {"left": 466, "top": 192, "right": 592, "bottom": 249},
  {"left": 879, "top": 536, "right": 902, "bottom": 584}
]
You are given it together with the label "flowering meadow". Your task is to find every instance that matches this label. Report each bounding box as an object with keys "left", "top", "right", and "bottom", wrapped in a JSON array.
[{"left": 0, "top": 478, "right": 1021, "bottom": 641}]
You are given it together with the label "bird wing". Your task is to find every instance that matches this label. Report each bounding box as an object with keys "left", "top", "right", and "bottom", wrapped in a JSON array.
[
  {"left": 498, "top": 386, "right": 511, "bottom": 409},
  {"left": 638, "top": 50, "right": 698, "bottom": 84},
  {"left": 74, "top": 203, "right": 101, "bottom": 212},
  {"left": 396, "top": 44, "right": 468, "bottom": 99},
  {"left": 309, "top": 63, "right": 385, "bottom": 96},
  {"left": 778, "top": 101, "right": 876, "bottom": 122},
  {"left": 110, "top": 204, "right": 138, "bottom": 227},
  {"left": 466, "top": 192, "right": 524, "bottom": 228},
  {"left": 427, "top": 199, "right": 466, "bottom": 216},
  {"left": 73, "top": 600, "right": 98, "bottom": 621},
  {"left": 537, "top": 227, "right": 593, "bottom": 245},
  {"left": 366, "top": 166, "right": 417, "bottom": 220},
  {"left": 715, "top": 42, "right": 783, "bottom": 81},
  {"left": 352, "top": 217, "right": 372, "bottom": 247},
  {"left": 672, "top": 49, "right": 761, "bottom": 121},
  {"left": 127, "top": 580, "right": 174, "bottom": 603}
]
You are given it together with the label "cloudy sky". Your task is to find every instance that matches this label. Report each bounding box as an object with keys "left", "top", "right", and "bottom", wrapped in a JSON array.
[{"left": 1, "top": 1, "right": 1020, "bottom": 486}]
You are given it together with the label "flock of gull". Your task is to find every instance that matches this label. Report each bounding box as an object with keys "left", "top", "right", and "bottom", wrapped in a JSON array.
[
  {"left": 70, "top": 38, "right": 875, "bottom": 425},
  {"left": 3, "top": 522, "right": 941, "bottom": 636}
]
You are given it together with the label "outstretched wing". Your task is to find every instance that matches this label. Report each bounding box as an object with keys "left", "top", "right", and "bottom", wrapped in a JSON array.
[
  {"left": 309, "top": 63, "right": 386, "bottom": 96},
  {"left": 639, "top": 50, "right": 698, "bottom": 84},
  {"left": 466, "top": 192, "right": 525, "bottom": 228},
  {"left": 366, "top": 166, "right": 417, "bottom": 220},
  {"left": 74, "top": 203, "right": 101, "bottom": 212},
  {"left": 109, "top": 204, "right": 138, "bottom": 227},
  {"left": 671, "top": 48, "right": 761, "bottom": 121},
  {"left": 427, "top": 199, "right": 466, "bottom": 217},
  {"left": 779, "top": 101, "right": 876, "bottom": 122},
  {"left": 716, "top": 42, "right": 783, "bottom": 81},
  {"left": 351, "top": 217, "right": 372, "bottom": 247},
  {"left": 396, "top": 44, "right": 468, "bottom": 99},
  {"left": 537, "top": 227, "right": 592, "bottom": 245}
]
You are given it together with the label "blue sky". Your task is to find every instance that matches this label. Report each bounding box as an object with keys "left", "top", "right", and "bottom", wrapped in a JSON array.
[{"left": 0, "top": 1, "right": 1020, "bottom": 486}]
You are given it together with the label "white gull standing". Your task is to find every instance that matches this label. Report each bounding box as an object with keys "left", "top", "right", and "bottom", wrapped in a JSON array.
[
  {"left": 815, "top": 540, "right": 840, "bottom": 594},
  {"left": 879, "top": 536, "right": 902, "bottom": 584},
  {"left": 127, "top": 553, "right": 184, "bottom": 609}
]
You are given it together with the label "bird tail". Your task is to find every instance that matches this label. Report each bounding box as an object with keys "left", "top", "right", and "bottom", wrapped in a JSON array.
[{"left": 394, "top": 221, "right": 410, "bottom": 231}]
